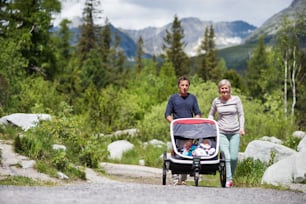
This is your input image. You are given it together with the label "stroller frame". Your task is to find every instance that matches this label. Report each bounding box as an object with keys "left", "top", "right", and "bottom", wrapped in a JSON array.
[{"left": 162, "top": 118, "right": 226, "bottom": 187}]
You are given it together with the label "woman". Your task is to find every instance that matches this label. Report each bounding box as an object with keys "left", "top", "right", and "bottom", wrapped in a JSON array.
[{"left": 208, "top": 79, "right": 245, "bottom": 188}]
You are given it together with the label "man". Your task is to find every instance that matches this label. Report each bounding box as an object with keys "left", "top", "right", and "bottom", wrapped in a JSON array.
[{"left": 164, "top": 76, "right": 202, "bottom": 185}]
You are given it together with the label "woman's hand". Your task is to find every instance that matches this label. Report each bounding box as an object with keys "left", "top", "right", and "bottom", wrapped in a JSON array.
[{"left": 240, "top": 129, "right": 245, "bottom": 136}]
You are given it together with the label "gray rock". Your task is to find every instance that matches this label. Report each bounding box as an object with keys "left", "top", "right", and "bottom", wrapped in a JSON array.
[
  {"left": 113, "top": 128, "right": 138, "bottom": 136},
  {"left": 293, "top": 151, "right": 306, "bottom": 183},
  {"left": 57, "top": 172, "right": 69, "bottom": 180},
  {"left": 21, "top": 160, "right": 36, "bottom": 169},
  {"left": 0, "top": 113, "right": 51, "bottom": 131},
  {"left": 243, "top": 140, "right": 296, "bottom": 163},
  {"left": 297, "top": 136, "right": 306, "bottom": 152},
  {"left": 144, "top": 139, "right": 165, "bottom": 148},
  {"left": 261, "top": 154, "right": 295, "bottom": 186},
  {"left": 260, "top": 136, "right": 283, "bottom": 144},
  {"left": 52, "top": 144, "right": 67, "bottom": 151},
  {"left": 107, "top": 140, "right": 134, "bottom": 160},
  {"left": 292, "top": 130, "right": 306, "bottom": 139}
]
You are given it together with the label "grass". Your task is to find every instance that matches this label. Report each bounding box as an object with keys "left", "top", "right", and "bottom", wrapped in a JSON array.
[{"left": 0, "top": 176, "right": 56, "bottom": 186}]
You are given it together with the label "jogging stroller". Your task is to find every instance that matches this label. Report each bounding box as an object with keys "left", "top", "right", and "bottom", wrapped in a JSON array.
[{"left": 162, "top": 118, "right": 226, "bottom": 187}]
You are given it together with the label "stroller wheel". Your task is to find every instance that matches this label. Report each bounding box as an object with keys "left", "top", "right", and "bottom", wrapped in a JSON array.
[
  {"left": 219, "top": 151, "right": 226, "bottom": 187},
  {"left": 162, "top": 151, "right": 167, "bottom": 185}
]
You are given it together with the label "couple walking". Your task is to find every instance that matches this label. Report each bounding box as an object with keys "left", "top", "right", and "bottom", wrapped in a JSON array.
[{"left": 165, "top": 76, "right": 245, "bottom": 187}]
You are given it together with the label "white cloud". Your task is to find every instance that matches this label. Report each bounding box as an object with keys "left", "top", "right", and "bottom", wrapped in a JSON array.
[{"left": 54, "top": 0, "right": 293, "bottom": 29}]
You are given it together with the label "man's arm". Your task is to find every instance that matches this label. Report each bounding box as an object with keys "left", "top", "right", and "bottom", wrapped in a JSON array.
[{"left": 165, "top": 95, "right": 174, "bottom": 123}]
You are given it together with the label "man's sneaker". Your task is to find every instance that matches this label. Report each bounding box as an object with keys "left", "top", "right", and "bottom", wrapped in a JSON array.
[{"left": 225, "top": 180, "right": 233, "bottom": 188}]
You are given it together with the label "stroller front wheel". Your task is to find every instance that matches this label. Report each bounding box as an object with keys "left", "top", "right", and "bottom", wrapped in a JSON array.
[
  {"left": 219, "top": 151, "right": 226, "bottom": 187},
  {"left": 162, "top": 151, "right": 168, "bottom": 185}
]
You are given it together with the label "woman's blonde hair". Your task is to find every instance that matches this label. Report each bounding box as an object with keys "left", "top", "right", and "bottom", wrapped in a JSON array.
[{"left": 218, "top": 79, "right": 231, "bottom": 93}]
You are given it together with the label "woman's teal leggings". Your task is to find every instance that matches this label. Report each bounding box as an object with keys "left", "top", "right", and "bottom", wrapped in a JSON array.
[{"left": 219, "top": 133, "right": 240, "bottom": 181}]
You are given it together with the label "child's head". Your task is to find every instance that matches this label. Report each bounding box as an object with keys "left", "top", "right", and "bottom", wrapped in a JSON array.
[
  {"left": 201, "top": 139, "right": 211, "bottom": 149},
  {"left": 202, "top": 139, "right": 210, "bottom": 145},
  {"left": 184, "top": 140, "right": 193, "bottom": 149}
]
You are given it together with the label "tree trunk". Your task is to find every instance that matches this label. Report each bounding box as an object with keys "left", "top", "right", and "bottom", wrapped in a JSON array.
[{"left": 284, "top": 52, "right": 288, "bottom": 119}]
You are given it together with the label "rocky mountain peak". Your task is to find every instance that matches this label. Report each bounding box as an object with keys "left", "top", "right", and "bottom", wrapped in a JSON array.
[
  {"left": 121, "top": 17, "right": 256, "bottom": 57},
  {"left": 244, "top": 0, "right": 305, "bottom": 43}
]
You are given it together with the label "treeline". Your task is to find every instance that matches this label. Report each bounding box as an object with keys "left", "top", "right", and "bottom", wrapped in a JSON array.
[{"left": 0, "top": 0, "right": 305, "bottom": 141}]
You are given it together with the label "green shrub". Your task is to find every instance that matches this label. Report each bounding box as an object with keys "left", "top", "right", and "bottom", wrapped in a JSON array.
[
  {"left": 283, "top": 136, "right": 301, "bottom": 150},
  {"left": 14, "top": 132, "right": 52, "bottom": 160},
  {"left": 112, "top": 139, "right": 165, "bottom": 168},
  {"left": 142, "top": 144, "right": 164, "bottom": 168},
  {"left": 35, "top": 160, "right": 58, "bottom": 177},
  {"left": 12, "top": 109, "right": 109, "bottom": 180},
  {"left": 79, "top": 138, "right": 108, "bottom": 168},
  {"left": 137, "top": 103, "right": 169, "bottom": 142},
  {"left": 64, "top": 163, "right": 86, "bottom": 180},
  {"left": 234, "top": 158, "right": 268, "bottom": 187},
  {"left": 51, "top": 150, "right": 69, "bottom": 170}
]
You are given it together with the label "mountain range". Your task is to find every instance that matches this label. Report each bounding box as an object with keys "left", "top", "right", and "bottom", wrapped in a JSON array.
[
  {"left": 120, "top": 18, "right": 256, "bottom": 57},
  {"left": 65, "top": 0, "right": 303, "bottom": 63},
  {"left": 244, "top": 0, "right": 306, "bottom": 43},
  {"left": 113, "top": 0, "right": 303, "bottom": 59}
]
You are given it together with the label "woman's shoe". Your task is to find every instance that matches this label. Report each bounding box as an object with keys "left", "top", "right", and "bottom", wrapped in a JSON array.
[{"left": 225, "top": 180, "right": 233, "bottom": 188}]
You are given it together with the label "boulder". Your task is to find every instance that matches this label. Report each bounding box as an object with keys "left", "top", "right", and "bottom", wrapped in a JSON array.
[
  {"left": 297, "top": 136, "right": 306, "bottom": 152},
  {"left": 107, "top": 140, "right": 134, "bottom": 160},
  {"left": 245, "top": 135, "right": 306, "bottom": 186},
  {"left": 260, "top": 136, "right": 283, "bottom": 144},
  {"left": 292, "top": 130, "right": 306, "bottom": 139},
  {"left": 144, "top": 139, "right": 165, "bottom": 148},
  {"left": 243, "top": 140, "right": 296, "bottom": 163},
  {"left": 0, "top": 113, "right": 51, "bottom": 131},
  {"left": 293, "top": 151, "right": 306, "bottom": 183},
  {"left": 261, "top": 154, "right": 295, "bottom": 186}
]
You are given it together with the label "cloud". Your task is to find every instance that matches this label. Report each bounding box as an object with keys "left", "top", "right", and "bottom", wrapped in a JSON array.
[{"left": 54, "top": 0, "right": 292, "bottom": 29}]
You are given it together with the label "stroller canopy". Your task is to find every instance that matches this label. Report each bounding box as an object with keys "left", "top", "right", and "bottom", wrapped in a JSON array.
[{"left": 172, "top": 118, "right": 217, "bottom": 139}]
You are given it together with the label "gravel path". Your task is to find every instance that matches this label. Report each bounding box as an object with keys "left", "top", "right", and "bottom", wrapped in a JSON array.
[
  {"left": 1, "top": 140, "right": 306, "bottom": 204},
  {"left": 1, "top": 180, "right": 305, "bottom": 204}
]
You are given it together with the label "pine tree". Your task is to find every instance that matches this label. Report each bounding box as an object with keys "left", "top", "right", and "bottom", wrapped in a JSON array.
[
  {"left": 197, "top": 26, "right": 209, "bottom": 80},
  {"left": 136, "top": 36, "right": 144, "bottom": 73},
  {"left": 207, "top": 25, "right": 218, "bottom": 80},
  {"left": 158, "top": 58, "right": 177, "bottom": 102},
  {"left": 78, "top": 0, "right": 97, "bottom": 64},
  {"left": 246, "top": 35, "right": 275, "bottom": 101},
  {"left": 162, "top": 15, "right": 189, "bottom": 77},
  {"left": 99, "top": 18, "right": 111, "bottom": 64},
  {"left": 4, "top": 0, "right": 61, "bottom": 79},
  {"left": 52, "top": 19, "right": 73, "bottom": 73},
  {"left": 197, "top": 25, "right": 218, "bottom": 81}
]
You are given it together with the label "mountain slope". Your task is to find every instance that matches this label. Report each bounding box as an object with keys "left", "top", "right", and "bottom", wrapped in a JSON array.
[
  {"left": 217, "top": 0, "right": 306, "bottom": 71},
  {"left": 244, "top": 0, "right": 306, "bottom": 43},
  {"left": 121, "top": 17, "right": 256, "bottom": 57}
]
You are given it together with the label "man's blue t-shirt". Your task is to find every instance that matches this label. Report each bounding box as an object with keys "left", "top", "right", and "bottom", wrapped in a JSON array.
[{"left": 164, "top": 93, "right": 201, "bottom": 119}]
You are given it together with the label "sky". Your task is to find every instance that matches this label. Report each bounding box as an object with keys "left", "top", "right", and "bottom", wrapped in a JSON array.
[{"left": 53, "top": 0, "right": 293, "bottom": 29}]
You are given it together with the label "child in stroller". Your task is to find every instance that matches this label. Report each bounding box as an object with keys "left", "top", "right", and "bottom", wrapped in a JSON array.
[{"left": 179, "top": 138, "right": 216, "bottom": 157}]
